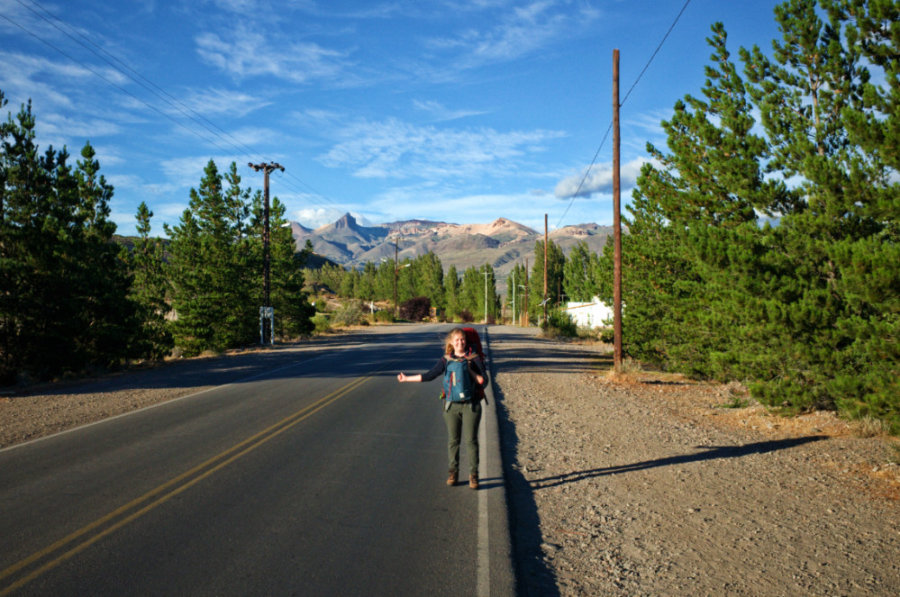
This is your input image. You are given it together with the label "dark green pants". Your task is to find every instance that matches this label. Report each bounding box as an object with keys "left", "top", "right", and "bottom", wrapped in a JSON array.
[{"left": 442, "top": 401, "right": 482, "bottom": 475}]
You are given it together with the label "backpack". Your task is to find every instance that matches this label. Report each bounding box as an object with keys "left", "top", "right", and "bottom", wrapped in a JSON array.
[
  {"left": 462, "top": 327, "right": 484, "bottom": 361},
  {"left": 442, "top": 356, "right": 475, "bottom": 402},
  {"left": 460, "top": 326, "right": 488, "bottom": 403}
]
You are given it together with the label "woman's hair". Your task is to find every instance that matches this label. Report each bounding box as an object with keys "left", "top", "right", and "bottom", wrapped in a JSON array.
[{"left": 444, "top": 327, "right": 466, "bottom": 356}]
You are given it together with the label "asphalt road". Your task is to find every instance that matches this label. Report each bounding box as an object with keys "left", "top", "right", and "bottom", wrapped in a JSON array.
[{"left": 0, "top": 324, "right": 513, "bottom": 596}]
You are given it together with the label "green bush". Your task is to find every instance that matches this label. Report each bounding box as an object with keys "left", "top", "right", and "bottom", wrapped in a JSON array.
[
  {"left": 331, "top": 301, "right": 366, "bottom": 327},
  {"left": 372, "top": 309, "right": 394, "bottom": 323},
  {"left": 311, "top": 313, "right": 331, "bottom": 334},
  {"left": 542, "top": 309, "right": 577, "bottom": 338}
]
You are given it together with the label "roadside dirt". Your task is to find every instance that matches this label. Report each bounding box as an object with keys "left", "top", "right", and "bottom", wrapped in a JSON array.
[
  {"left": 2, "top": 327, "right": 898, "bottom": 596},
  {"left": 490, "top": 327, "right": 900, "bottom": 596}
]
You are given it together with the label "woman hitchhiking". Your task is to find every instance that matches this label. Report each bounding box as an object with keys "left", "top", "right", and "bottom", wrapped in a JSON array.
[{"left": 397, "top": 327, "right": 487, "bottom": 489}]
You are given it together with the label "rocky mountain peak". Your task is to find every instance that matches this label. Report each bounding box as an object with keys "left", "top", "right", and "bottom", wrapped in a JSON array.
[{"left": 334, "top": 213, "right": 357, "bottom": 229}]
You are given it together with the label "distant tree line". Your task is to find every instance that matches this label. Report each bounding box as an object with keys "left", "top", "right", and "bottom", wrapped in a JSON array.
[
  {"left": 304, "top": 254, "right": 504, "bottom": 323},
  {"left": 304, "top": 234, "right": 609, "bottom": 326},
  {"left": 0, "top": 90, "right": 314, "bottom": 384}
]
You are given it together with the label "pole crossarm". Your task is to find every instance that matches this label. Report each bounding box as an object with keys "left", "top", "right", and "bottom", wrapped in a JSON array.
[{"left": 247, "top": 162, "right": 285, "bottom": 173}]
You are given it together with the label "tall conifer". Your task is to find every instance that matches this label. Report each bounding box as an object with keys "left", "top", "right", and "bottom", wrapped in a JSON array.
[
  {"left": 528, "top": 240, "right": 564, "bottom": 320},
  {"left": 130, "top": 202, "right": 173, "bottom": 358}
]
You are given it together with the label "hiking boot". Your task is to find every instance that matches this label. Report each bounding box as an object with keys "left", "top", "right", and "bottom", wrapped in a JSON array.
[
  {"left": 447, "top": 470, "right": 458, "bottom": 486},
  {"left": 469, "top": 474, "right": 479, "bottom": 490}
]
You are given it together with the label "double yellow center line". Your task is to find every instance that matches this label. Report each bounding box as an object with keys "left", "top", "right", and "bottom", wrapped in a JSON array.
[{"left": 1, "top": 374, "right": 372, "bottom": 596}]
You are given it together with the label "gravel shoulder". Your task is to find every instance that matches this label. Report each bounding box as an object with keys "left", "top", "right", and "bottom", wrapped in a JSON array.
[
  {"left": 2, "top": 326, "right": 899, "bottom": 596},
  {"left": 489, "top": 325, "right": 900, "bottom": 596}
]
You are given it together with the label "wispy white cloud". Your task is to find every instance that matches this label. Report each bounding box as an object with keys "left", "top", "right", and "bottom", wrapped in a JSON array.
[
  {"left": 178, "top": 87, "right": 270, "bottom": 117},
  {"left": 0, "top": 51, "right": 128, "bottom": 110},
  {"left": 41, "top": 112, "right": 121, "bottom": 140},
  {"left": 424, "top": 0, "right": 600, "bottom": 72},
  {"left": 624, "top": 109, "right": 669, "bottom": 151},
  {"left": 220, "top": 125, "right": 283, "bottom": 150},
  {"left": 195, "top": 25, "right": 352, "bottom": 84},
  {"left": 319, "top": 116, "right": 564, "bottom": 180},
  {"left": 205, "top": 0, "right": 265, "bottom": 12},
  {"left": 159, "top": 154, "right": 246, "bottom": 188},
  {"left": 554, "top": 157, "right": 652, "bottom": 199},
  {"left": 412, "top": 99, "right": 487, "bottom": 122}
]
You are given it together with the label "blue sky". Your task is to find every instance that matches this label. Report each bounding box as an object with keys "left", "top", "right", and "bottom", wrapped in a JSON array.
[{"left": 1, "top": 0, "right": 784, "bottom": 236}]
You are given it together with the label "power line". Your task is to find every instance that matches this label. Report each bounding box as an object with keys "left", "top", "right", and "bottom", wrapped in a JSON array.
[
  {"left": 554, "top": 122, "right": 612, "bottom": 227},
  {"left": 621, "top": 0, "right": 692, "bottom": 107},
  {"left": 0, "top": 12, "right": 229, "bottom": 157},
  {"left": 14, "top": 0, "right": 258, "bottom": 158},
  {"left": 4, "top": 0, "right": 346, "bottom": 212},
  {"left": 555, "top": 0, "right": 692, "bottom": 229}
]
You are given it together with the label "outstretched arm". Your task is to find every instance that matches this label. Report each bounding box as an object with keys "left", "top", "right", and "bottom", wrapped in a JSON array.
[
  {"left": 397, "top": 372, "right": 423, "bottom": 383},
  {"left": 399, "top": 358, "right": 446, "bottom": 383}
]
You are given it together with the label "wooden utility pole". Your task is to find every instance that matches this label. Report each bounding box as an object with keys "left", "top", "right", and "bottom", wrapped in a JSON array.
[
  {"left": 393, "top": 241, "right": 399, "bottom": 318},
  {"left": 612, "top": 50, "right": 623, "bottom": 372},
  {"left": 511, "top": 267, "right": 516, "bottom": 326},
  {"left": 524, "top": 258, "right": 529, "bottom": 327},
  {"left": 543, "top": 213, "right": 548, "bottom": 325},
  {"left": 248, "top": 161, "right": 284, "bottom": 345},
  {"left": 483, "top": 268, "right": 490, "bottom": 324}
]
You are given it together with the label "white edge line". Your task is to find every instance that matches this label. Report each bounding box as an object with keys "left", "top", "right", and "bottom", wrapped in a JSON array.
[{"left": 477, "top": 409, "right": 490, "bottom": 597}]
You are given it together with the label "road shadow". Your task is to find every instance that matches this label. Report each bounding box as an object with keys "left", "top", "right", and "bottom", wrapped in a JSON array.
[
  {"left": 528, "top": 436, "right": 827, "bottom": 490},
  {"left": 488, "top": 342, "right": 611, "bottom": 376},
  {"left": 3, "top": 325, "right": 459, "bottom": 398},
  {"left": 490, "top": 365, "right": 560, "bottom": 597}
]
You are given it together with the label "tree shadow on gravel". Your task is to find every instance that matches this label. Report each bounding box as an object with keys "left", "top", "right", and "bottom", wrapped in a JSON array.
[
  {"left": 528, "top": 436, "right": 827, "bottom": 490},
  {"left": 491, "top": 370, "right": 561, "bottom": 597},
  {"left": 487, "top": 341, "right": 610, "bottom": 376}
]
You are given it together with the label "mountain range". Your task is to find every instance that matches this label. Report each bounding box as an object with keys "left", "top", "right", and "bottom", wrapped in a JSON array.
[{"left": 291, "top": 214, "right": 614, "bottom": 283}]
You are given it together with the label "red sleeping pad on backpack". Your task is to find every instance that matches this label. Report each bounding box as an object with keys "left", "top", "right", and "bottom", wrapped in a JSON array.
[{"left": 462, "top": 327, "right": 487, "bottom": 402}]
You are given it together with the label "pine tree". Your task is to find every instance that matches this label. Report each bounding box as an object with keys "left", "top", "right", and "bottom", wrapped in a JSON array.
[
  {"left": 505, "top": 263, "right": 528, "bottom": 324},
  {"left": 619, "top": 1, "right": 898, "bottom": 429},
  {"left": 480, "top": 264, "right": 501, "bottom": 323},
  {"left": 1, "top": 95, "right": 138, "bottom": 379},
  {"left": 459, "top": 266, "right": 482, "bottom": 319},
  {"left": 0, "top": 98, "right": 66, "bottom": 380},
  {"left": 397, "top": 257, "right": 416, "bottom": 303},
  {"left": 165, "top": 160, "right": 255, "bottom": 354},
  {"left": 357, "top": 261, "right": 377, "bottom": 301},
  {"left": 563, "top": 241, "right": 603, "bottom": 302},
  {"left": 528, "top": 240, "right": 564, "bottom": 321},
  {"left": 129, "top": 202, "right": 173, "bottom": 359},
  {"left": 71, "top": 142, "right": 139, "bottom": 367},
  {"left": 412, "top": 252, "right": 445, "bottom": 310},
  {"left": 622, "top": 21, "right": 790, "bottom": 377},
  {"left": 739, "top": 0, "right": 899, "bottom": 423},
  {"left": 457, "top": 264, "right": 499, "bottom": 323},
  {"left": 375, "top": 260, "right": 395, "bottom": 301},
  {"left": 339, "top": 268, "right": 359, "bottom": 299},
  {"left": 444, "top": 265, "right": 461, "bottom": 320}
]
